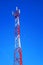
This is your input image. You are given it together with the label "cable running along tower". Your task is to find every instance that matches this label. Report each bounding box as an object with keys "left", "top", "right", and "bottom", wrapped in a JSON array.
[{"left": 12, "top": 7, "right": 23, "bottom": 65}]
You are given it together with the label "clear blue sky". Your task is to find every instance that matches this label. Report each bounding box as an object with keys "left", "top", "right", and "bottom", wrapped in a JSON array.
[{"left": 0, "top": 0, "right": 43, "bottom": 65}]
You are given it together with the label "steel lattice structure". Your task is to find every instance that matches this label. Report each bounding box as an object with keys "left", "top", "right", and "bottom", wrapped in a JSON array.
[{"left": 12, "top": 7, "right": 23, "bottom": 65}]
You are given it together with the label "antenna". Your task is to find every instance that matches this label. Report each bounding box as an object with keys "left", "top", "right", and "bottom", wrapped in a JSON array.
[{"left": 12, "top": 7, "right": 23, "bottom": 65}]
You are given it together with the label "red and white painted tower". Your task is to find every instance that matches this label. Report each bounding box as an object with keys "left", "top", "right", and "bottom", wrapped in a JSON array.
[{"left": 12, "top": 7, "right": 23, "bottom": 65}]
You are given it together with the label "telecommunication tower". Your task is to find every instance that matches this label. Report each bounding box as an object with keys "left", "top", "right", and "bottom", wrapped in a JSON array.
[{"left": 12, "top": 7, "right": 23, "bottom": 65}]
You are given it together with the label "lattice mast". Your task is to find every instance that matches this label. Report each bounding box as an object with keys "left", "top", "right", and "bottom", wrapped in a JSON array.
[{"left": 12, "top": 7, "right": 23, "bottom": 65}]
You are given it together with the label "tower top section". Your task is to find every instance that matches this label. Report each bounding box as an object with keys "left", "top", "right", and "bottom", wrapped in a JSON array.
[{"left": 12, "top": 7, "right": 20, "bottom": 18}]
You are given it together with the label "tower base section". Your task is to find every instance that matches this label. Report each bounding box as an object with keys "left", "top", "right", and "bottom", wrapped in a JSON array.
[{"left": 14, "top": 47, "right": 23, "bottom": 65}]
